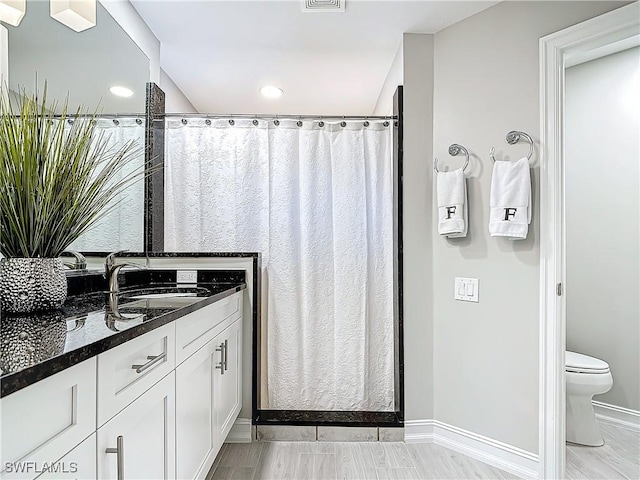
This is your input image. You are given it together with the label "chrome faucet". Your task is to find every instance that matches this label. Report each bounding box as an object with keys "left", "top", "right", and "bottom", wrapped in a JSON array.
[
  {"left": 105, "top": 250, "right": 144, "bottom": 294},
  {"left": 62, "top": 250, "right": 87, "bottom": 270}
]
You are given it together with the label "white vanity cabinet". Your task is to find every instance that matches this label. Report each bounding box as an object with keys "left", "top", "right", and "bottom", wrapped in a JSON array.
[
  {"left": 97, "top": 322, "right": 175, "bottom": 427},
  {"left": 0, "top": 290, "right": 245, "bottom": 480},
  {"left": 214, "top": 318, "right": 242, "bottom": 443},
  {"left": 97, "top": 373, "right": 176, "bottom": 480},
  {"left": 0, "top": 359, "right": 97, "bottom": 480},
  {"left": 35, "top": 434, "right": 97, "bottom": 480},
  {"left": 175, "top": 293, "right": 243, "bottom": 480},
  {"left": 175, "top": 339, "right": 219, "bottom": 480}
]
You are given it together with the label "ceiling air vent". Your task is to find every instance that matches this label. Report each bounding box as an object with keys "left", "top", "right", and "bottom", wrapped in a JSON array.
[{"left": 302, "top": 0, "right": 345, "bottom": 13}]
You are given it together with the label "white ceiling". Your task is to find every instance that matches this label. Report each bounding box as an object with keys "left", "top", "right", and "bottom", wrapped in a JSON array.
[{"left": 131, "top": 0, "right": 500, "bottom": 115}]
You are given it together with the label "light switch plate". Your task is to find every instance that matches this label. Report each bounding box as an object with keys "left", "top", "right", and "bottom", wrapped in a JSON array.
[
  {"left": 454, "top": 277, "right": 479, "bottom": 302},
  {"left": 176, "top": 270, "right": 198, "bottom": 283}
]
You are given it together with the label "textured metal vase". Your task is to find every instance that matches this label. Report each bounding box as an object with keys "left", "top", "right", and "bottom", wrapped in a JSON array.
[
  {"left": 0, "top": 310, "right": 67, "bottom": 374},
  {"left": 0, "top": 258, "right": 67, "bottom": 313}
]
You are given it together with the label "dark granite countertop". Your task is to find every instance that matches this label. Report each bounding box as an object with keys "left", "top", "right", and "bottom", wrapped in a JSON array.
[{"left": 0, "top": 273, "right": 246, "bottom": 398}]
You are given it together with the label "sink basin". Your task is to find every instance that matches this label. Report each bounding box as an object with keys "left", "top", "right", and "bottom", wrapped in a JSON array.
[
  {"left": 128, "top": 292, "right": 198, "bottom": 299},
  {"left": 117, "top": 286, "right": 211, "bottom": 309},
  {"left": 119, "top": 286, "right": 210, "bottom": 299}
]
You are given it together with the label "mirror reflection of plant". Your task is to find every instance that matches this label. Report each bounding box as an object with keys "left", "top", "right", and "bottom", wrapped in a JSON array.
[{"left": 0, "top": 86, "right": 146, "bottom": 258}]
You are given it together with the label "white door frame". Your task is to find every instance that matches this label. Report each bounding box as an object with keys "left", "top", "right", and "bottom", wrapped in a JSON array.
[{"left": 538, "top": 4, "right": 639, "bottom": 479}]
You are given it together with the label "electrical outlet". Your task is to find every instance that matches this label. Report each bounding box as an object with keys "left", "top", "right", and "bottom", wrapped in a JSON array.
[{"left": 176, "top": 270, "right": 198, "bottom": 283}]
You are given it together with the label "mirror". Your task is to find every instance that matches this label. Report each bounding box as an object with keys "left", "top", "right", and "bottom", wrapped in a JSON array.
[
  {"left": 3, "top": 0, "right": 150, "bottom": 253},
  {"left": 6, "top": 0, "right": 149, "bottom": 113}
]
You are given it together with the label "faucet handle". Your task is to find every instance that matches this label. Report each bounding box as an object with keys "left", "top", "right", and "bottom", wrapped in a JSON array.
[
  {"left": 105, "top": 250, "right": 129, "bottom": 271},
  {"left": 62, "top": 250, "right": 87, "bottom": 270}
]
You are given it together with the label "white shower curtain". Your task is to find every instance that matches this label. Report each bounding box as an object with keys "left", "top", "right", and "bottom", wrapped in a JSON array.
[
  {"left": 165, "top": 118, "right": 394, "bottom": 411},
  {"left": 69, "top": 117, "right": 145, "bottom": 252}
]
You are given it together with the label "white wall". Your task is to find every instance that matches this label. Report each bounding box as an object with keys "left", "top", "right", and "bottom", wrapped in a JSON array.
[
  {"left": 161, "top": 68, "right": 198, "bottom": 113},
  {"left": 402, "top": 33, "right": 435, "bottom": 422},
  {"left": 101, "top": 2, "right": 197, "bottom": 113},
  {"left": 417, "top": 1, "right": 627, "bottom": 454},
  {"left": 373, "top": 41, "right": 403, "bottom": 116},
  {"left": 565, "top": 47, "right": 640, "bottom": 412},
  {"left": 100, "top": 0, "right": 160, "bottom": 84}
]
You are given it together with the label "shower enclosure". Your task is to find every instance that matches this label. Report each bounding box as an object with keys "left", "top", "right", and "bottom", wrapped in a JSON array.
[{"left": 162, "top": 88, "right": 404, "bottom": 426}]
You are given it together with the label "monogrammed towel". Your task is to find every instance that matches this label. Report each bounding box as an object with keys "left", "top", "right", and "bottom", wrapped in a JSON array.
[
  {"left": 489, "top": 157, "right": 531, "bottom": 240},
  {"left": 437, "top": 169, "right": 467, "bottom": 238}
]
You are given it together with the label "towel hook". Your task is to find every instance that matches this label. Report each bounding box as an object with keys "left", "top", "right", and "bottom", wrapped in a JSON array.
[
  {"left": 434, "top": 144, "right": 470, "bottom": 173},
  {"left": 490, "top": 130, "right": 534, "bottom": 163}
]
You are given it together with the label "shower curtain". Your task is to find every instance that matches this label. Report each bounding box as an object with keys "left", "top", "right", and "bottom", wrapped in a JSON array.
[
  {"left": 68, "top": 117, "right": 145, "bottom": 252},
  {"left": 165, "top": 118, "right": 394, "bottom": 411}
]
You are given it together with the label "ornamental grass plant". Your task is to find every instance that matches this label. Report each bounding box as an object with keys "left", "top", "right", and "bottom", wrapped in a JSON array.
[{"left": 0, "top": 87, "right": 144, "bottom": 258}]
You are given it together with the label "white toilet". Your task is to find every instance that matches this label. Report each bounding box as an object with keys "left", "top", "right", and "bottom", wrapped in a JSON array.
[{"left": 565, "top": 351, "right": 613, "bottom": 446}]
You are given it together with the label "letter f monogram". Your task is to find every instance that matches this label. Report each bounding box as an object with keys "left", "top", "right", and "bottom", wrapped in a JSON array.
[
  {"left": 504, "top": 207, "right": 517, "bottom": 221},
  {"left": 446, "top": 206, "right": 457, "bottom": 219}
]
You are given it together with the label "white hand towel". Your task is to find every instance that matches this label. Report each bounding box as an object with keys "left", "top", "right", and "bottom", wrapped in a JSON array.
[
  {"left": 489, "top": 157, "right": 531, "bottom": 240},
  {"left": 437, "top": 169, "right": 467, "bottom": 238}
]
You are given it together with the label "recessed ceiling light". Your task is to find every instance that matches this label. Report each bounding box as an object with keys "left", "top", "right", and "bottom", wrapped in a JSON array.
[
  {"left": 260, "top": 86, "right": 284, "bottom": 99},
  {"left": 109, "top": 86, "right": 134, "bottom": 98}
]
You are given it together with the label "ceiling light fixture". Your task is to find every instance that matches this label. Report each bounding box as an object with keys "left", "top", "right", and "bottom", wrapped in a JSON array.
[
  {"left": 50, "top": 0, "right": 96, "bottom": 32},
  {"left": 109, "top": 86, "right": 134, "bottom": 98},
  {"left": 260, "top": 86, "right": 284, "bottom": 99},
  {"left": 0, "top": 0, "right": 26, "bottom": 26}
]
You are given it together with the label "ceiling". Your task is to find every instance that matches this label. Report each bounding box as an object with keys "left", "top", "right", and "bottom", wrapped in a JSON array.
[{"left": 131, "top": 0, "right": 500, "bottom": 115}]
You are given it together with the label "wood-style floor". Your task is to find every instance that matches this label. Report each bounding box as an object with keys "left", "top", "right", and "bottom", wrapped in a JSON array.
[
  {"left": 566, "top": 421, "right": 640, "bottom": 480},
  {"left": 207, "top": 441, "right": 516, "bottom": 480},
  {"left": 208, "top": 420, "right": 639, "bottom": 480}
]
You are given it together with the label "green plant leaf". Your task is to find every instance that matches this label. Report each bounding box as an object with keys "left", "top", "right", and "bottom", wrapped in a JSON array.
[{"left": 0, "top": 85, "right": 150, "bottom": 258}]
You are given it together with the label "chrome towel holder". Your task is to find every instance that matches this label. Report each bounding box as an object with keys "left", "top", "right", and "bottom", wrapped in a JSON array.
[
  {"left": 490, "top": 130, "right": 534, "bottom": 163},
  {"left": 434, "top": 143, "right": 470, "bottom": 173}
]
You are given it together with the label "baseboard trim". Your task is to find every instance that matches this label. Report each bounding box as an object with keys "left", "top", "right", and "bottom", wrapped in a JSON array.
[
  {"left": 404, "top": 419, "right": 435, "bottom": 443},
  {"left": 593, "top": 401, "right": 640, "bottom": 432},
  {"left": 226, "top": 418, "right": 253, "bottom": 443},
  {"left": 405, "top": 420, "right": 538, "bottom": 480}
]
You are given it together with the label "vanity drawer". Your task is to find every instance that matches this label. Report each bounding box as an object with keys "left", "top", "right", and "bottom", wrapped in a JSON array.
[
  {"left": 0, "top": 358, "right": 96, "bottom": 480},
  {"left": 176, "top": 291, "right": 243, "bottom": 365},
  {"left": 97, "top": 322, "right": 175, "bottom": 427}
]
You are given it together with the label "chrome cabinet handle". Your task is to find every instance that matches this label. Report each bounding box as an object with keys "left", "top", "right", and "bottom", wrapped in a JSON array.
[
  {"left": 105, "top": 435, "right": 124, "bottom": 480},
  {"left": 131, "top": 352, "right": 166, "bottom": 374},
  {"left": 224, "top": 339, "right": 229, "bottom": 371},
  {"left": 215, "top": 342, "right": 225, "bottom": 375}
]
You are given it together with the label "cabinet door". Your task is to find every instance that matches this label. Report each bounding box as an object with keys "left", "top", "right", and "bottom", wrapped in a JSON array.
[
  {"left": 214, "top": 318, "right": 242, "bottom": 442},
  {"left": 35, "top": 433, "right": 96, "bottom": 480},
  {"left": 0, "top": 358, "right": 96, "bottom": 480},
  {"left": 175, "top": 340, "right": 221, "bottom": 480},
  {"left": 97, "top": 373, "right": 175, "bottom": 480}
]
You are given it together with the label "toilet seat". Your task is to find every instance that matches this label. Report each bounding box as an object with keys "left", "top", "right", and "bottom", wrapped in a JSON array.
[{"left": 566, "top": 351, "right": 610, "bottom": 374}]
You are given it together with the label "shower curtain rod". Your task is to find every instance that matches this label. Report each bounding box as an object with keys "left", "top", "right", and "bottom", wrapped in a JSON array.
[
  {"left": 46, "top": 113, "right": 145, "bottom": 119},
  {"left": 43, "top": 113, "right": 396, "bottom": 121},
  {"left": 164, "top": 113, "right": 397, "bottom": 121}
]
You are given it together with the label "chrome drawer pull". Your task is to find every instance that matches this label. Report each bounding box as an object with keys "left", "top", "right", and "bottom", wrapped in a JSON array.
[
  {"left": 215, "top": 342, "right": 225, "bottom": 375},
  {"left": 105, "top": 435, "right": 125, "bottom": 480},
  {"left": 224, "top": 339, "right": 229, "bottom": 371},
  {"left": 131, "top": 352, "right": 166, "bottom": 374}
]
